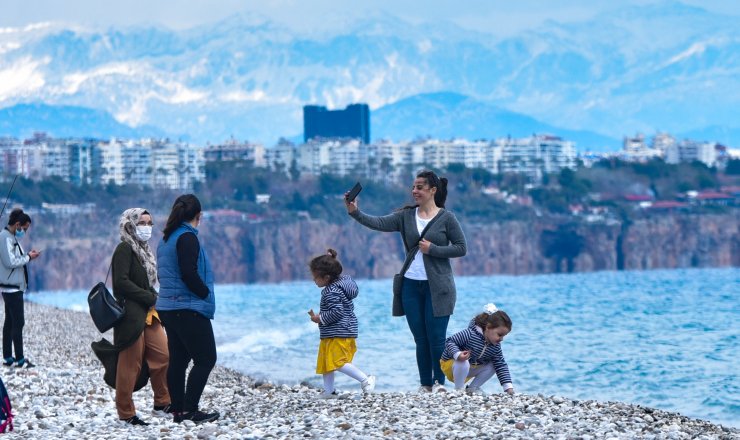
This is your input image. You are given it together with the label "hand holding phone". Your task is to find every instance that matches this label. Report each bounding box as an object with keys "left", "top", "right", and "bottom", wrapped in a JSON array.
[{"left": 345, "top": 182, "right": 362, "bottom": 203}]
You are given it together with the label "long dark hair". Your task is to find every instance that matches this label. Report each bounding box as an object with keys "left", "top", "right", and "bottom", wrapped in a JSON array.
[
  {"left": 163, "top": 194, "right": 202, "bottom": 241},
  {"left": 400, "top": 170, "right": 449, "bottom": 210}
]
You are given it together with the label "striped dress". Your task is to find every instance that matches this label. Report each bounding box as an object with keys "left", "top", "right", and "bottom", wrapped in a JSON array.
[
  {"left": 441, "top": 321, "right": 512, "bottom": 386},
  {"left": 318, "top": 275, "right": 359, "bottom": 339}
]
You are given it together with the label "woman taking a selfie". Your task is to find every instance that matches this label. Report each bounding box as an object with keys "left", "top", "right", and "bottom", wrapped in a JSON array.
[{"left": 344, "top": 170, "right": 467, "bottom": 392}]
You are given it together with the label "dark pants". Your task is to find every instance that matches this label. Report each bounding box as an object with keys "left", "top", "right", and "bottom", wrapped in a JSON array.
[
  {"left": 2, "top": 291, "right": 25, "bottom": 360},
  {"left": 159, "top": 310, "right": 217, "bottom": 413},
  {"left": 401, "top": 279, "right": 450, "bottom": 387}
]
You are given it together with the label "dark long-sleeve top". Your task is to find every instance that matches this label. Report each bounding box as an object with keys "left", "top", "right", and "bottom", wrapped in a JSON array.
[
  {"left": 176, "top": 232, "right": 209, "bottom": 299},
  {"left": 111, "top": 241, "right": 157, "bottom": 348}
]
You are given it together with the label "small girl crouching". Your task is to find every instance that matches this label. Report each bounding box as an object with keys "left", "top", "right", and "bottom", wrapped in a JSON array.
[
  {"left": 309, "top": 249, "right": 376, "bottom": 398},
  {"left": 440, "top": 303, "right": 514, "bottom": 394}
]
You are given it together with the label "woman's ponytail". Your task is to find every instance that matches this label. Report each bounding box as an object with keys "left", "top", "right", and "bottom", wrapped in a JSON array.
[
  {"left": 435, "top": 177, "right": 448, "bottom": 208},
  {"left": 163, "top": 194, "right": 202, "bottom": 241}
]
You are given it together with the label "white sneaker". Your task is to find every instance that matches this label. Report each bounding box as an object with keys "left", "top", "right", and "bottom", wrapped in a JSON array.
[
  {"left": 361, "top": 375, "right": 376, "bottom": 393},
  {"left": 432, "top": 382, "right": 447, "bottom": 393},
  {"left": 318, "top": 391, "right": 339, "bottom": 399}
]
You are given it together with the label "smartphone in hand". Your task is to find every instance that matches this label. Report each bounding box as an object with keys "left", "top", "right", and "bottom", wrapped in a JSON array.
[{"left": 345, "top": 182, "right": 362, "bottom": 203}]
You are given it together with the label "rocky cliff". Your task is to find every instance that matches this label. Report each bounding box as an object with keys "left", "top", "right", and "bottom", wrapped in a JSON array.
[{"left": 27, "top": 213, "right": 739, "bottom": 290}]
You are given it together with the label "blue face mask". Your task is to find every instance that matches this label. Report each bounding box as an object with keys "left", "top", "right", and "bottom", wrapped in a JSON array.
[{"left": 15, "top": 229, "right": 25, "bottom": 239}]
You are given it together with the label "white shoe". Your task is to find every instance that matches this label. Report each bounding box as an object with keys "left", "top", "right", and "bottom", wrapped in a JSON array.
[
  {"left": 318, "top": 391, "right": 339, "bottom": 399},
  {"left": 361, "top": 375, "right": 376, "bottom": 393},
  {"left": 432, "top": 381, "right": 447, "bottom": 393}
]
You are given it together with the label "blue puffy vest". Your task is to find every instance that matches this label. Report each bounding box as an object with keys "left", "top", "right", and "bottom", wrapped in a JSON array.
[{"left": 156, "top": 223, "right": 215, "bottom": 319}]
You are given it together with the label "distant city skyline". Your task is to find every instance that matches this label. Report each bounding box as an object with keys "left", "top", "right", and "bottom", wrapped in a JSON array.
[{"left": 2, "top": 0, "right": 739, "bottom": 36}]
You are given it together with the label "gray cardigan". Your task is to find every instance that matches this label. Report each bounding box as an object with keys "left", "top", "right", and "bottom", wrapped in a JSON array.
[{"left": 349, "top": 207, "right": 467, "bottom": 317}]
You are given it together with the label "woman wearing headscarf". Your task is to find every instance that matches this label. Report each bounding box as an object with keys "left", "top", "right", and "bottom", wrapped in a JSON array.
[{"left": 112, "top": 208, "right": 170, "bottom": 426}]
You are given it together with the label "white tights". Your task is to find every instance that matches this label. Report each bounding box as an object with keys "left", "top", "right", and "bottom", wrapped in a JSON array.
[
  {"left": 452, "top": 360, "right": 496, "bottom": 390},
  {"left": 323, "top": 363, "right": 368, "bottom": 393}
]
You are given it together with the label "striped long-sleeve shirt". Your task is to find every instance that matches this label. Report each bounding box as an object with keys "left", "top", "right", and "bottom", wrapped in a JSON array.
[
  {"left": 318, "top": 275, "right": 359, "bottom": 339},
  {"left": 441, "top": 320, "right": 513, "bottom": 388}
]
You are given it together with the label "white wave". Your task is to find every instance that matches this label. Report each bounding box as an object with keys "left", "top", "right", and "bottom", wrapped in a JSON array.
[{"left": 217, "top": 323, "right": 314, "bottom": 354}]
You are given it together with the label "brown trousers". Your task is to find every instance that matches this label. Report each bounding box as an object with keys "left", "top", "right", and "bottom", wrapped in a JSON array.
[{"left": 116, "top": 319, "right": 170, "bottom": 419}]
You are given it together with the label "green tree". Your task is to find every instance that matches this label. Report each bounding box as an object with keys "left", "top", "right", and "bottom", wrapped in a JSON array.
[{"left": 726, "top": 159, "right": 740, "bottom": 175}]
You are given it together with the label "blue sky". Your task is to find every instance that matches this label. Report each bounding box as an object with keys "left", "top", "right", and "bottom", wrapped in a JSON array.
[{"left": 2, "top": 0, "right": 738, "bottom": 35}]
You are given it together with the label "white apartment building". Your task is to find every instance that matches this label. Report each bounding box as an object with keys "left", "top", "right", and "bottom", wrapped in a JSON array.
[
  {"left": 296, "top": 139, "right": 366, "bottom": 176},
  {"left": 651, "top": 133, "right": 676, "bottom": 156},
  {"left": 266, "top": 140, "right": 297, "bottom": 173},
  {"left": 95, "top": 139, "right": 126, "bottom": 185},
  {"left": 4, "top": 136, "right": 209, "bottom": 190},
  {"left": 499, "top": 135, "right": 576, "bottom": 180},
  {"left": 123, "top": 139, "right": 153, "bottom": 186},
  {"left": 621, "top": 134, "right": 662, "bottom": 162},
  {"left": 0, "top": 135, "right": 65, "bottom": 180},
  {"left": 178, "top": 145, "right": 205, "bottom": 190},
  {"left": 204, "top": 141, "right": 266, "bottom": 167},
  {"left": 665, "top": 140, "right": 717, "bottom": 167},
  {"left": 264, "top": 135, "right": 571, "bottom": 181}
]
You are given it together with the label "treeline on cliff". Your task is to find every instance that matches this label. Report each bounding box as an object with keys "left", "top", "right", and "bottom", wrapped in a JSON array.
[
  {"left": 5, "top": 157, "right": 739, "bottom": 224},
  {"left": 6, "top": 158, "right": 739, "bottom": 290}
]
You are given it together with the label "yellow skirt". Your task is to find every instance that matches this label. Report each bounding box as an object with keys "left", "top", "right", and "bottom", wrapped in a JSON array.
[
  {"left": 440, "top": 359, "right": 473, "bottom": 383},
  {"left": 316, "top": 338, "right": 357, "bottom": 374}
]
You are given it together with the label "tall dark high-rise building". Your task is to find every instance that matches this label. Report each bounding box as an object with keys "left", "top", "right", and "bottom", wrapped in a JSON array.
[{"left": 303, "top": 103, "right": 370, "bottom": 144}]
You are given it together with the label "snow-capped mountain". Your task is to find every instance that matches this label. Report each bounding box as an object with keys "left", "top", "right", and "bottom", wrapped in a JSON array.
[{"left": 0, "top": 1, "right": 737, "bottom": 149}]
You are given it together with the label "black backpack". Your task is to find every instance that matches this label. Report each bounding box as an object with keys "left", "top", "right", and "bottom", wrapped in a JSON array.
[{"left": 0, "top": 376, "right": 13, "bottom": 433}]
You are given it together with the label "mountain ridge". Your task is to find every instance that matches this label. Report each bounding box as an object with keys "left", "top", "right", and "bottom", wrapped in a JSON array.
[{"left": 0, "top": 1, "right": 737, "bottom": 147}]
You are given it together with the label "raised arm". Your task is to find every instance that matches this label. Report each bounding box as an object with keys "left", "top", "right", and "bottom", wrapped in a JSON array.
[{"left": 344, "top": 192, "right": 404, "bottom": 233}]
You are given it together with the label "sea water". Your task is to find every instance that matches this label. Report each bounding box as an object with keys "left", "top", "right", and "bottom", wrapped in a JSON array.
[{"left": 31, "top": 267, "right": 739, "bottom": 427}]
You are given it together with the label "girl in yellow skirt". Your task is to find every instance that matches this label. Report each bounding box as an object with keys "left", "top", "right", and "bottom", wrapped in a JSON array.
[{"left": 309, "top": 249, "right": 376, "bottom": 398}]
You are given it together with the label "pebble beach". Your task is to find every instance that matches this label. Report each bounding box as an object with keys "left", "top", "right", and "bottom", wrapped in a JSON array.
[{"left": 0, "top": 302, "right": 736, "bottom": 439}]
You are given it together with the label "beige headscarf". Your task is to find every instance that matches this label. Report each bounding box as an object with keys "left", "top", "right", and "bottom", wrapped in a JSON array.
[{"left": 119, "top": 208, "right": 158, "bottom": 288}]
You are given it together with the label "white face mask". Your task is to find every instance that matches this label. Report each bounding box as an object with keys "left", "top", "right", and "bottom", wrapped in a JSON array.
[{"left": 135, "top": 225, "right": 153, "bottom": 242}]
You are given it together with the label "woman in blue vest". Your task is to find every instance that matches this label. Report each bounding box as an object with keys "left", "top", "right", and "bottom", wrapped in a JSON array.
[{"left": 156, "top": 194, "right": 219, "bottom": 424}]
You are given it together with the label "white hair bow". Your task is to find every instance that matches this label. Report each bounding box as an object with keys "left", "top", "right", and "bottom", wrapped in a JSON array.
[{"left": 484, "top": 303, "right": 498, "bottom": 315}]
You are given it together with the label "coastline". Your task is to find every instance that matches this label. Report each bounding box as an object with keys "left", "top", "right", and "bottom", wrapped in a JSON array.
[{"left": 1, "top": 302, "right": 736, "bottom": 439}]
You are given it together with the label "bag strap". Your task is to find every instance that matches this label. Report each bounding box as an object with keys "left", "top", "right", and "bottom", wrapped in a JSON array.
[
  {"left": 418, "top": 209, "right": 444, "bottom": 242},
  {"left": 104, "top": 259, "right": 113, "bottom": 286},
  {"left": 399, "top": 209, "right": 445, "bottom": 274}
]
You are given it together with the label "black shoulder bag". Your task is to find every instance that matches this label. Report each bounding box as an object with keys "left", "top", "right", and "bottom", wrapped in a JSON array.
[
  {"left": 392, "top": 209, "right": 445, "bottom": 317},
  {"left": 88, "top": 260, "right": 125, "bottom": 333}
]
